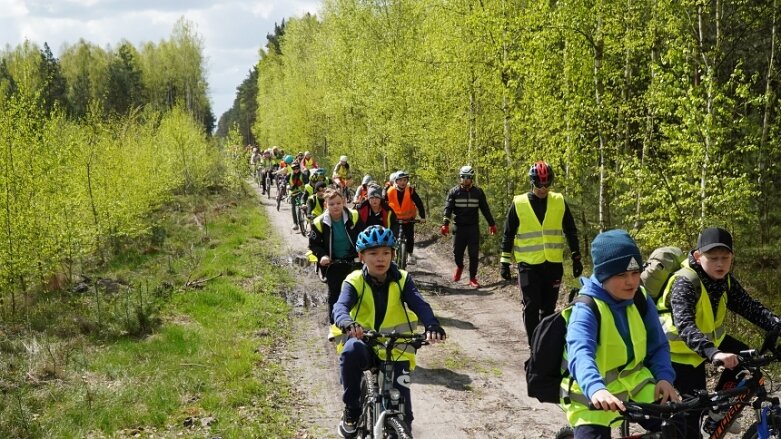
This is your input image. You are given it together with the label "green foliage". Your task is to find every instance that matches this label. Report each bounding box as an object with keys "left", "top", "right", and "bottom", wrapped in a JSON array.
[{"left": 250, "top": 0, "right": 781, "bottom": 258}]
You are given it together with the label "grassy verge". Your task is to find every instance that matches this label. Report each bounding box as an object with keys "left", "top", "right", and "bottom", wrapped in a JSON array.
[{"left": 0, "top": 186, "right": 297, "bottom": 438}]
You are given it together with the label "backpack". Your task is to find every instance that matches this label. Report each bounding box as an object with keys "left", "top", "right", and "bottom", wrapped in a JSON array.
[
  {"left": 524, "top": 290, "right": 648, "bottom": 404},
  {"left": 640, "top": 246, "right": 699, "bottom": 302}
]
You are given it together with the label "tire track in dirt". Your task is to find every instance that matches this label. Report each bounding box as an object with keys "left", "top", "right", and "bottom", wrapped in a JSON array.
[{"left": 254, "top": 184, "right": 567, "bottom": 438}]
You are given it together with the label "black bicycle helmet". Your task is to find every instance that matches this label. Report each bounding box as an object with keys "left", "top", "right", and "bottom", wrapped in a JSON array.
[{"left": 356, "top": 225, "right": 397, "bottom": 252}]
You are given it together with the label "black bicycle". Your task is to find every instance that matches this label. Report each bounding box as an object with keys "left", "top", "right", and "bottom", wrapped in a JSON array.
[
  {"left": 353, "top": 331, "right": 427, "bottom": 439},
  {"left": 394, "top": 219, "right": 421, "bottom": 270}
]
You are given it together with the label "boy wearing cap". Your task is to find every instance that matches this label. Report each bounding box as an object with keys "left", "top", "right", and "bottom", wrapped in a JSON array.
[
  {"left": 563, "top": 229, "right": 679, "bottom": 438},
  {"left": 657, "top": 227, "right": 781, "bottom": 437}
]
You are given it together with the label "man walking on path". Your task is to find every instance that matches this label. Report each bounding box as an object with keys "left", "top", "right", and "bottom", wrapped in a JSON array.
[
  {"left": 500, "top": 160, "right": 582, "bottom": 343},
  {"left": 441, "top": 165, "right": 497, "bottom": 288}
]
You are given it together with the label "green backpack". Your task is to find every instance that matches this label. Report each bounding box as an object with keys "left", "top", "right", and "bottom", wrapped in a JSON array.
[{"left": 640, "top": 246, "right": 700, "bottom": 303}]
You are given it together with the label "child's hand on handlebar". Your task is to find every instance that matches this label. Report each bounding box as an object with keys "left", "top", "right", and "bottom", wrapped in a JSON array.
[
  {"left": 712, "top": 352, "right": 739, "bottom": 369},
  {"left": 655, "top": 380, "right": 681, "bottom": 403},
  {"left": 590, "top": 389, "right": 625, "bottom": 412}
]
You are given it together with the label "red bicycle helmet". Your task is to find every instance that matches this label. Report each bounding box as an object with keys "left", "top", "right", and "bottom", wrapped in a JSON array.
[{"left": 529, "top": 161, "right": 554, "bottom": 187}]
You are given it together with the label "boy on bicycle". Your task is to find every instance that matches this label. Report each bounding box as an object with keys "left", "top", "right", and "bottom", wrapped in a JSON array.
[
  {"left": 330, "top": 225, "right": 446, "bottom": 438},
  {"left": 657, "top": 227, "right": 781, "bottom": 437},
  {"left": 564, "top": 229, "right": 680, "bottom": 438},
  {"left": 309, "top": 188, "right": 362, "bottom": 324}
]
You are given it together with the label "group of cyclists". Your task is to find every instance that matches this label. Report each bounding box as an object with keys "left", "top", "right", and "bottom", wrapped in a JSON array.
[{"left": 250, "top": 149, "right": 781, "bottom": 438}]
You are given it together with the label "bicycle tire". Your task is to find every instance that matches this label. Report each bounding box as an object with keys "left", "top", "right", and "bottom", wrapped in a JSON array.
[
  {"left": 300, "top": 216, "right": 309, "bottom": 237},
  {"left": 397, "top": 239, "right": 407, "bottom": 270},
  {"left": 386, "top": 415, "right": 412, "bottom": 439},
  {"left": 554, "top": 426, "right": 574, "bottom": 439},
  {"left": 266, "top": 174, "right": 273, "bottom": 199},
  {"left": 357, "top": 374, "right": 373, "bottom": 439}
]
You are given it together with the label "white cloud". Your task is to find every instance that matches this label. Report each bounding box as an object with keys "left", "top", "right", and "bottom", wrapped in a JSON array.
[
  {"left": 0, "top": 0, "right": 28, "bottom": 18},
  {"left": 0, "top": 1, "right": 322, "bottom": 117}
]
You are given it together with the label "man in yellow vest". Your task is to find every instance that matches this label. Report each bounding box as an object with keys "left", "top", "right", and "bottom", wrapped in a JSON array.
[
  {"left": 330, "top": 225, "right": 445, "bottom": 438},
  {"left": 657, "top": 227, "right": 781, "bottom": 437},
  {"left": 500, "top": 161, "right": 582, "bottom": 343}
]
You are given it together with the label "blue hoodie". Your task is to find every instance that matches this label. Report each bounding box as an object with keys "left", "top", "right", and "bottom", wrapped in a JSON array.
[{"left": 566, "top": 275, "right": 675, "bottom": 399}]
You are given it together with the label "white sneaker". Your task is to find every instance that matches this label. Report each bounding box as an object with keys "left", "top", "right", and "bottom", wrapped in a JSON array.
[{"left": 407, "top": 254, "right": 416, "bottom": 265}]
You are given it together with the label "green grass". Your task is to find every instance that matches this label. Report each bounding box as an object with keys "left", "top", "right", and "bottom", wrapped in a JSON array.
[{"left": 0, "top": 186, "right": 298, "bottom": 438}]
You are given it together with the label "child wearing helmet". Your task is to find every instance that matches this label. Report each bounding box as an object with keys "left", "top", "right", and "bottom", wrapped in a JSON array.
[
  {"left": 352, "top": 174, "right": 375, "bottom": 206},
  {"left": 332, "top": 155, "right": 351, "bottom": 185},
  {"left": 330, "top": 225, "right": 446, "bottom": 438},
  {"left": 386, "top": 170, "right": 426, "bottom": 265}
]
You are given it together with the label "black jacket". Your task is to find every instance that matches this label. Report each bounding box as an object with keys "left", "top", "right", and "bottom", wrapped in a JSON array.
[
  {"left": 308, "top": 208, "right": 361, "bottom": 261},
  {"left": 670, "top": 252, "right": 780, "bottom": 360},
  {"left": 443, "top": 184, "right": 495, "bottom": 227}
]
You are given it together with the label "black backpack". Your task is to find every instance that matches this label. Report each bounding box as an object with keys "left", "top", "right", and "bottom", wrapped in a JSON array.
[{"left": 524, "top": 289, "right": 648, "bottom": 404}]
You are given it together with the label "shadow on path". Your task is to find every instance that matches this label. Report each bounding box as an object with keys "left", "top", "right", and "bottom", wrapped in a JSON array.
[{"left": 413, "top": 366, "right": 473, "bottom": 391}]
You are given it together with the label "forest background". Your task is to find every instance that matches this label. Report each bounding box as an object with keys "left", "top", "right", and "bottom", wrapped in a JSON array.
[{"left": 223, "top": 0, "right": 781, "bottom": 261}]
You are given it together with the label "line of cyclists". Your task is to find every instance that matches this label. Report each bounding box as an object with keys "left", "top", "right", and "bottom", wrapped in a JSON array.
[{"left": 250, "top": 146, "right": 781, "bottom": 438}]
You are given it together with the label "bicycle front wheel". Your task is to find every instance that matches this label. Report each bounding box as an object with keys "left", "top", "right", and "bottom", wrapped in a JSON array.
[{"left": 386, "top": 415, "right": 412, "bottom": 439}]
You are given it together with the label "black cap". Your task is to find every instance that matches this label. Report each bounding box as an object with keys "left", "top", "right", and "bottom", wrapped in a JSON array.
[{"left": 697, "top": 227, "right": 733, "bottom": 253}]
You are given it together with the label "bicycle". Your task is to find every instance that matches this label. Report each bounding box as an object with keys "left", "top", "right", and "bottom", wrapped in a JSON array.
[
  {"left": 299, "top": 205, "right": 313, "bottom": 237},
  {"left": 555, "top": 327, "right": 781, "bottom": 439},
  {"left": 394, "top": 219, "right": 421, "bottom": 270},
  {"left": 276, "top": 176, "right": 288, "bottom": 211},
  {"left": 265, "top": 165, "right": 277, "bottom": 199},
  {"left": 352, "top": 330, "right": 427, "bottom": 439},
  {"left": 315, "top": 258, "right": 356, "bottom": 283},
  {"left": 289, "top": 189, "right": 305, "bottom": 232}
]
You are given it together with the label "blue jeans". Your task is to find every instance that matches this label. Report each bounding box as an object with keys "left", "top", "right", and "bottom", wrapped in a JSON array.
[{"left": 340, "top": 337, "right": 413, "bottom": 424}]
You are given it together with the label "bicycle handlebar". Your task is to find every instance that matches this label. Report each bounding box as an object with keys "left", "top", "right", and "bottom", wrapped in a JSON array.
[{"left": 362, "top": 330, "right": 429, "bottom": 349}]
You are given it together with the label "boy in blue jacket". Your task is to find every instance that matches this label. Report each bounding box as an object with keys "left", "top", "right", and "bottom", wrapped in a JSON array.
[{"left": 563, "top": 229, "right": 681, "bottom": 438}]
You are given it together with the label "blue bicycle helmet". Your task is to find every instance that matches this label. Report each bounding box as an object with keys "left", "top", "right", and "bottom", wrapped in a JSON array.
[
  {"left": 283, "top": 154, "right": 294, "bottom": 164},
  {"left": 355, "top": 225, "right": 397, "bottom": 252}
]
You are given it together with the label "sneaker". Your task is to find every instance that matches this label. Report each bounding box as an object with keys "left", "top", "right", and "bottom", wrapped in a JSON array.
[
  {"left": 292, "top": 225, "right": 299, "bottom": 231},
  {"left": 469, "top": 278, "right": 480, "bottom": 288},
  {"left": 452, "top": 266, "right": 463, "bottom": 282},
  {"left": 407, "top": 254, "right": 416, "bottom": 265},
  {"left": 338, "top": 408, "right": 358, "bottom": 438}
]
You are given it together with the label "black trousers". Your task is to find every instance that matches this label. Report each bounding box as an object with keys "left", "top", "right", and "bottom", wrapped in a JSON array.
[
  {"left": 453, "top": 224, "right": 480, "bottom": 279},
  {"left": 401, "top": 222, "right": 416, "bottom": 255},
  {"left": 672, "top": 335, "right": 749, "bottom": 439},
  {"left": 325, "top": 262, "right": 358, "bottom": 324},
  {"left": 517, "top": 261, "right": 563, "bottom": 344}
]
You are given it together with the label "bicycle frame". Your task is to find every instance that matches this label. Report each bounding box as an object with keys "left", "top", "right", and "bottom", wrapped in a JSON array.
[
  {"left": 357, "top": 332, "right": 425, "bottom": 439},
  {"left": 394, "top": 219, "right": 419, "bottom": 270}
]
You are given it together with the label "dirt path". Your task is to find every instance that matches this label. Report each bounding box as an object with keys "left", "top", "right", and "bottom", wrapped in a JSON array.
[{"left": 254, "top": 185, "right": 568, "bottom": 438}]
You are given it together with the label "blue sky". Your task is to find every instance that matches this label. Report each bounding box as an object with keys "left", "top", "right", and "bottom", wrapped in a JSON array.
[{"left": 0, "top": 0, "right": 321, "bottom": 118}]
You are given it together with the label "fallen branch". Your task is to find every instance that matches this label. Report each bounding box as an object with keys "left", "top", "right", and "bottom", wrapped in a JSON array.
[{"left": 184, "top": 273, "right": 223, "bottom": 289}]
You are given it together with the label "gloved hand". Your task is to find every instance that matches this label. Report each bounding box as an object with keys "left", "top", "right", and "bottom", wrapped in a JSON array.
[
  {"left": 340, "top": 321, "right": 364, "bottom": 339},
  {"left": 572, "top": 252, "right": 583, "bottom": 278},
  {"left": 426, "top": 324, "right": 446, "bottom": 342},
  {"left": 500, "top": 262, "right": 512, "bottom": 280},
  {"left": 440, "top": 224, "right": 450, "bottom": 236},
  {"left": 488, "top": 224, "right": 497, "bottom": 235}
]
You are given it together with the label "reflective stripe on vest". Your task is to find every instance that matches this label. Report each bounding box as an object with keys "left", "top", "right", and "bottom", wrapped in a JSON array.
[
  {"left": 658, "top": 264, "right": 728, "bottom": 367},
  {"left": 328, "top": 270, "right": 420, "bottom": 368},
  {"left": 512, "top": 192, "right": 565, "bottom": 264},
  {"left": 560, "top": 295, "right": 657, "bottom": 427},
  {"left": 387, "top": 186, "right": 417, "bottom": 220}
]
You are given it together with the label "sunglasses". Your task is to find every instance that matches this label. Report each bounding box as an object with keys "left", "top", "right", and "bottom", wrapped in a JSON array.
[{"left": 533, "top": 182, "right": 551, "bottom": 189}]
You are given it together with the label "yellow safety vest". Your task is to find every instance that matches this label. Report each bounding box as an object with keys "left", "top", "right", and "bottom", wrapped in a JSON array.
[
  {"left": 561, "top": 294, "right": 657, "bottom": 427},
  {"left": 512, "top": 192, "right": 565, "bottom": 264},
  {"left": 657, "top": 264, "right": 728, "bottom": 367},
  {"left": 328, "top": 270, "right": 420, "bottom": 368}
]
